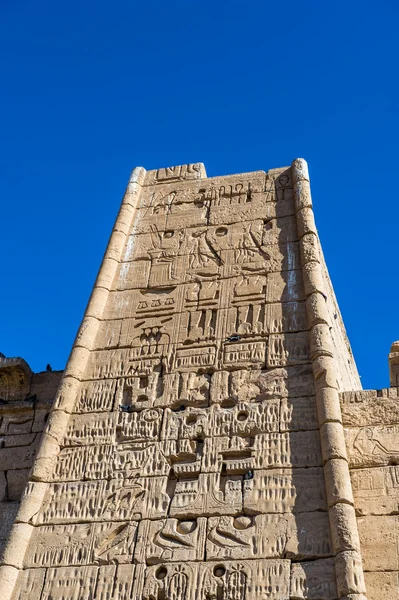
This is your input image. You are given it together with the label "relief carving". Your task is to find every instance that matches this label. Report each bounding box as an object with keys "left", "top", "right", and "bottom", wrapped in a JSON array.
[{"left": 4, "top": 163, "right": 347, "bottom": 600}]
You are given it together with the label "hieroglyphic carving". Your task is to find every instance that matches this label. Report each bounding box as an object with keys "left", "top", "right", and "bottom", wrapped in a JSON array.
[
  {"left": 24, "top": 521, "right": 137, "bottom": 567},
  {"left": 351, "top": 465, "right": 399, "bottom": 515},
  {"left": 139, "top": 559, "right": 290, "bottom": 600},
  {"left": 147, "top": 163, "right": 205, "bottom": 184},
  {"left": 37, "top": 477, "right": 171, "bottom": 524},
  {"left": 244, "top": 468, "right": 327, "bottom": 514},
  {"left": 290, "top": 558, "right": 337, "bottom": 600},
  {"left": 4, "top": 162, "right": 348, "bottom": 600},
  {"left": 345, "top": 425, "right": 399, "bottom": 467},
  {"left": 135, "top": 518, "right": 206, "bottom": 564}
]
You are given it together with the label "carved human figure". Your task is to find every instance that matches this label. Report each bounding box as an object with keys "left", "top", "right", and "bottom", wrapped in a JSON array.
[{"left": 189, "top": 230, "right": 219, "bottom": 270}]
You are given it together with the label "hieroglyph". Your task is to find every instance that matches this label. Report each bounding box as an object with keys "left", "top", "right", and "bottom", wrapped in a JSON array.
[{"left": 0, "top": 162, "right": 368, "bottom": 600}]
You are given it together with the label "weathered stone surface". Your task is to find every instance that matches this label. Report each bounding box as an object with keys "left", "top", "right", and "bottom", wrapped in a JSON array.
[
  {"left": 290, "top": 558, "right": 337, "bottom": 599},
  {"left": 357, "top": 516, "right": 399, "bottom": 572},
  {"left": 364, "top": 571, "right": 399, "bottom": 600},
  {"left": 345, "top": 425, "right": 399, "bottom": 468},
  {"left": 0, "top": 160, "right": 385, "bottom": 599}
]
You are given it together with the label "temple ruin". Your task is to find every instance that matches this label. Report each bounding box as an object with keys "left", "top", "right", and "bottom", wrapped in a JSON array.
[{"left": 0, "top": 159, "right": 398, "bottom": 599}]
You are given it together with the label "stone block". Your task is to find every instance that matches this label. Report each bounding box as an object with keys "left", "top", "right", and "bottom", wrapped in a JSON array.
[{"left": 7, "top": 468, "right": 30, "bottom": 500}]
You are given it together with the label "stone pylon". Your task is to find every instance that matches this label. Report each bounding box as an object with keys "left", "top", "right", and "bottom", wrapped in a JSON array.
[{"left": 0, "top": 161, "right": 368, "bottom": 599}]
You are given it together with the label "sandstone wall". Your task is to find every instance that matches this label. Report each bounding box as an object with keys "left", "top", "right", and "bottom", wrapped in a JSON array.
[
  {"left": 0, "top": 161, "right": 370, "bottom": 599},
  {"left": 341, "top": 388, "right": 399, "bottom": 599},
  {"left": 0, "top": 371, "right": 62, "bottom": 558}
]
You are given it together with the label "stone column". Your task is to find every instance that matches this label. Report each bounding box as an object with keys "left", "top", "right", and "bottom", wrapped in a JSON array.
[{"left": 292, "top": 158, "right": 367, "bottom": 600}]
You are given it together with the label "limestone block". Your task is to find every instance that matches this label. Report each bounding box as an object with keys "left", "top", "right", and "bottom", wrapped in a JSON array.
[
  {"left": 290, "top": 558, "right": 337, "bottom": 600},
  {"left": 37, "top": 477, "right": 171, "bottom": 524},
  {"left": 17, "top": 481, "right": 48, "bottom": 524},
  {"left": 85, "top": 286, "right": 111, "bottom": 319},
  {"left": 300, "top": 232, "right": 320, "bottom": 264},
  {"left": 52, "top": 444, "right": 117, "bottom": 481},
  {"left": 45, "top": 409, "right": 70, "bottom": 442},
  {"left": 264, "top": 301, "right": 308, "bottom": 334},
  {"left": 1, "top": 522, "right": 34, "bottom": 568},
  {"left": 31, "top": 406, "right": 51, "bottom": 432},
  {"left": 306, "top": 291, "right": 330, "bottom": 327},
  {"left": 309, "top": 323, "right": 334, "bottom": 360},
  {"left": 0, "top": 437, "right": 40, "bottom": 472},
  {"left": 0, "top": 414, "right": 32, "bottom": 436},
  {"left": 244, "top": 468, "right": 327, "bottom": 514},
  {"left": 114, "top": 258, "right": 150, "bottom": 290},
  {"left": 364, "top": 571, "right": 399, "bottom": 600},
  {"left": 357, "top": 515, "right": 399, "bottom": 571},
  {"left": 262, "top": 215, "right": 298, "bottom": 244},
  {"left": 334, "top": 550, "right": 366, "bottom": 596},
  {"left": 92, "top": 319, "right": 123, "bottom": 350},
  {"left": 3, "top": 432, "right": 36, "bottom": 447},
  {"left": 117, "top": 409, "right": 164, "bottom": 442},
  {"left": 329, "top": 503, "right": 361, "bottom": 554},
  {"left": 313, "top": 355, "right": 339, "bottom": 391},
  {"left": 35, "top": 565, "right": 121, "bottom": 600},
  {"left": 302, "top": 261, "right": 328, "bottom": 297},
  {"left": 6, "top": 468, "right": 30, "bottom": 500},
  {"left": 169, "top": 472, "right": 243, "bottom": 518},
  {"left": 24, "top": 521, "right": 138, "bottom": 567},
  {"left": 266, "top": 269, "right": 305, "bottom": 303},
  {"left": 324, "top": 459, "right": 354, "bottom": 506},
  {"left": 74, "top": 316, "right": 101, "bottom": 350},
  {"left": 267, "top": 332, "right": 310, "bottom": 367},
  {"left": 135, "top": 517, "right": 206, "bottom": 564},
  {"left": 201, "top": 436, "right": 253, "bottom": 474},
  {"left": 30, "top": 433, "right": 60, "bottom": 482},
  {"left": 140, "top": 559, "right": 290, "bottom": 600},
  {"left": 52, "top": 376, "right": 81, "bottom": 413},
  {"left": 280, "top": 396, "right": 318, "bottom": 431},
  {"left": 351, "top": 466, "right": 399, "bottom": 515},
  {"left": 205, "top": 514, "right": 288, "bottom": 560},
  {"left": 221, "top": 338, "right": 267, "bottom": 369},
  {"left": 316, "top": 387, "right": 342, "bottom": 425},
  {"left": 73, "top": 378, "right": 118, "bottom": 413},
  {"left": 0, "top": 565, "right": 20, "bottom": 599},
  {"left": 320, "top": 422, "right": 348, "bottom": 462},
  {"left": 340, "top": 389, "right": 399, "bottom": 426},
  {"left": 63, "top": 346, "right": 91, "bottom": 380},
  {"left": 252, "top": 431, "right": 322, "bottom": 469},
  {"left": 64, "top": 412, "right": 116, "bottom": 445},
  {"left": 111, "top": 205, "right": 137, "bottom": 237},
  {"left": 107, "top": 225, "right": 133, "bottom": 259},
  {"left": 293, "top": 180, "right": 313, "bottom": 211},
  {"left": 345, "top": 425, "right": 399, "bottom": 467},
  {"left": 286, "top": 512, "right": 332, "bottom": 559},
  {"left": 208, "top": 192, "right": 281, "bottom": 226},
  {"left": 143, "top": 163, "right": 204, "bottom": 187},
  {"left": 296, "top": 207, "right": 317, "bottom": 239},
  {"left": 161, "top": 400, "right": 281, "bottom": 441},
  {"left": 0, "top": 502, "right": 19, "bottom": 538},
  {"left": 256, "top": 365, "right": 315, "bottom": 398}
]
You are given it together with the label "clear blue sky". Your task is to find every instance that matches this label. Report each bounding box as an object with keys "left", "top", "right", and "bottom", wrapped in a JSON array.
[{"left": 1, "top": 1, "right": 398, "bottom": 389}]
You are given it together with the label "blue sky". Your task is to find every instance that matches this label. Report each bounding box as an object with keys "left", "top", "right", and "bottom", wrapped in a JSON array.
[{"left": 1, "top": 1, "right": 398, "bottom": 389}]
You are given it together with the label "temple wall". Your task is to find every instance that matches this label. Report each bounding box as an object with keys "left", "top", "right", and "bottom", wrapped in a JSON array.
[
  {"left": 0, "top": 372, "right": 62, "bottom": 557},
  {"left": 341, "top": 387, "right": 399, "bottom": 599},
  {"left": 1, "top": 159, "right": 396, "bottom": 599}
]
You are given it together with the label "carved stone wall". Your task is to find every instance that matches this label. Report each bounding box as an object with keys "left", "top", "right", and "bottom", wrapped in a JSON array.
[
  {"left": 0, "top": 367, "right": 62, "bottom": 559},
  {"left": 341, "top": 388, "right": 399, "bottom": 599},
  {"left": 2, "top": 159, "right": 394, "bottom": 599}
]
